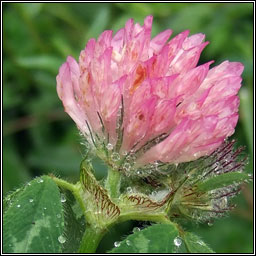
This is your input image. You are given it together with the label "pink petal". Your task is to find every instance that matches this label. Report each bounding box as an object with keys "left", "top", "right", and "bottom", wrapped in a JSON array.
[
  {"left": 79, "top": 38, "right": 96, "bottom": 72},
  {"left": 182, "top": 33, "right": 205, "bottom": 50},
  {"left": 167, "top": 30, "right": 190, "bottom": 60},
  {"left": 122, "top": 97, "right": 157, "bottom": 152},
  {"left": 57, "top": 16, "right": 244, "bottom": 168},
  {"left": 111, "top": 28, "right": 125, "bottom": 52},
  {"left": 149, "top": 29, "right": 173, "bottom": 55},
  {"left": 149, "top": 99, "right": 177, "bottom": 135},
  {"left": 168, "top": 41, "right": 209, "bottom": 75},
  {"left": 57, "top": 57, "right": 88, "bottom": 134}
]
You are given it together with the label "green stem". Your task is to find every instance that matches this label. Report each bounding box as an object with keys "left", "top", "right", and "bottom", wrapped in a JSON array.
[
  {"left": 105, "top": 168, "right": 121, "bottom": 199},
  {"left": 50, "top": 175, "right": 77, "bottom": 192},
  {"left": 78, "top": 225, "right": 106, "bottom": 253}
]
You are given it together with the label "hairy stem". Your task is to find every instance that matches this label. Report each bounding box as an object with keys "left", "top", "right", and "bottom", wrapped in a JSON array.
[
  {"left": 78, "top": 225, "right": 106, "bottom": 253},
  {"left": 105, "top": 168, "right": 121, "bottom": 199}
]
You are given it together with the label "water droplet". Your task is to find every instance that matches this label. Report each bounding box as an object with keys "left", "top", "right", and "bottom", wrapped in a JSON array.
[
  {"left": 114, "top": 241, "right": 121, "bottom": 247},
  {"left": 133, "top": 227, "right": 140, "bottom": 233},
  {"left": 155, "top": 137, "right": 160, "bottom": 143},
  {"left": 136, "top": 170, "right": 142, "bottom": 175},
  {"left": 197, "top": 240, "right": 204, "bottom": 245},
  {"left": 43, "top": 207, "right": 47, "bottom": 210},
  {"left": 57, "top": 214, "right": 61, "bottom": 218},
  {"left": 151, "top": 191, "right": 157, "bottom": 197},
  {"left": 193, "top": 153, "right": 199, "bottom": 158},
  {"left": 126, "top": 240, "right": 131, "bottom": 246},
  {"left": 27, "top": 182, "right": 31, "bottom": 186},
  {"left": 46, "top": 236, "right": 49, "bottom": 240},
  {"left": 111, "top": 152, "right": 120, "bottom": 162},
  {"left": 58, "top": 235, "right": 66, "bottom": 244},
  {"left": 126, "top": 187, "right": 133, "bottom": 193},
  {"left": 29, "top": 199, "right": 33, "bottom": 203},
  {"left": 123, "top": 162, "right": 131, "bottom": 171},
  {"left": 106, "top": 143, "right": 114, "bottom": 150},
  {"left": 38, "top": 178, "right": 44, "bottom": 183},
  {"left": 17, "top": 204, "right": 21, "bottom": 208},
  {"left": 207, "top": 221, "right": 213, "bottom": 227},
  {"left": 174, "top": 237, "right": 182, "bottom": 247},
  {"left": 60, "top": 194, "right": 66, "bottom": 203}
]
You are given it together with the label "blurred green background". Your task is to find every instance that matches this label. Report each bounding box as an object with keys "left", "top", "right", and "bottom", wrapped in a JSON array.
[{"left": 3, "top": 2, "right": 253, "bottom": 253}]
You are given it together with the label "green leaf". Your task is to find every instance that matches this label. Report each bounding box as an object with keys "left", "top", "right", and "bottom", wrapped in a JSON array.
[
  {"left": 183, "top": 232, "right": 214, "bottom": 253},
  {"left": 60, "top": 190, "right": 85, "bottom": 253},
  {"left": 3, "top": 176, "right": 65, "bottom": 253},
  {"left": 109, "top": 223, "right": 186, "bottom": 253},
  {"left": 197, "top": 172, "right": 250, "bottom": 192}
]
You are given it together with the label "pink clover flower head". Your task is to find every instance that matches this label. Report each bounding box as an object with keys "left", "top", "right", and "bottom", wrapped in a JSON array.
[{"left": 57, "top": 15, "right": 243, "bottom": 172}]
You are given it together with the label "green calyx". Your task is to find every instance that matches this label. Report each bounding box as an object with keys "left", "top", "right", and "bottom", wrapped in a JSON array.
[{"left": 50, "top": 140, "right": 251, "bottom": 253}]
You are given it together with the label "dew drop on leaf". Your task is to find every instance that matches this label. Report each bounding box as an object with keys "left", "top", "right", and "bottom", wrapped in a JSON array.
[
  {"left": 208, "top": 222, "right": 213, "bottom": 227},
  {"left": 37, "top": 178, "right": 44, "bottom": 183},
  {"left": 126, "top": 240, "right": 131, "bottom": 246},
  {"left": 58, "top": 235, "right": 66, "bottom": 244},
  {"left": 57, "top": 214, "right": 61, "bottom": 218},
  {"left": 197, "top": 240, "right": 205, "bottom": 245},
  {"left": 133, "top": 227, "right": 140, "bottom": 233},
  {"left": 174, "top": 237, "right": 182, "bottom": 247},
  {"left": 17, "top": 204, "right": 21, "bottom": 208},
  {"left": 60, "top": 194, "right": 66, "bottom": 203},
  {"left": 29, "top": 199, "right": 33, "bottom": 203},
  {"left": 114, "top": 241, "right": 121, "bottom": 247}
]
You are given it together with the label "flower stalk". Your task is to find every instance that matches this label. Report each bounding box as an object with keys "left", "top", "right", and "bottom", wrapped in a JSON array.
[{"left": 78, "top": 225, "right": 107, "bottom": 253}]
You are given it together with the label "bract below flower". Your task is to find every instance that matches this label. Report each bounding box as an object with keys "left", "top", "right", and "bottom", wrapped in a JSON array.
[{"left": 57, "top": 16, "right": 243, "bottom": 171}]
